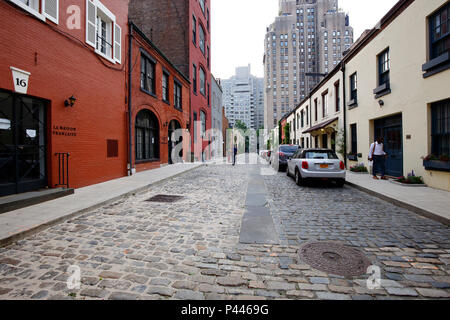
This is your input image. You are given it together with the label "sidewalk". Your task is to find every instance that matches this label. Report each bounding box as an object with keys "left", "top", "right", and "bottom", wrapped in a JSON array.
[
  {"left": 346, "top": 171, "right": 450, "bottom": 226},
  {"left": 0, "top": 162, "right": 204, "bottom": 247}
]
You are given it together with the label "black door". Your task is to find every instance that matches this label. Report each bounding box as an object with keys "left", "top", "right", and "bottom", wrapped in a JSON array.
[
  {"left": 0, "top": 91, "right": 47, "bottom": 197},
  {"left": 374, "top": 114, "right": 403, "bottom": 177},
  {"left": 322, "top": 134, "right": 328, "bottom": 149}
]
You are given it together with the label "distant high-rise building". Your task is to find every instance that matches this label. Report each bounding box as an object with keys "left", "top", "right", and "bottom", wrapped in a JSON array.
[
  {"left": 264, "top": 0, "right": 354, "bottom": 130},
  {"left": 222, "top": 65, "right": 264, "bottom": 130}
]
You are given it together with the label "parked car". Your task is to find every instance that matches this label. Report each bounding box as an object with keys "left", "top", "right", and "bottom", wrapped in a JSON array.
[
  {"left": 286, "top": 148, "right": 346, "bottom": 187},
  {"left": 270, "top": 145, "right": 300, "bottom": 171}
]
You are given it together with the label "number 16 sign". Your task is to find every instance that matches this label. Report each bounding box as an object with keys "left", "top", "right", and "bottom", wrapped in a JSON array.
[{"left": 11, "top": 66, "right": 31, "bottom": 94}]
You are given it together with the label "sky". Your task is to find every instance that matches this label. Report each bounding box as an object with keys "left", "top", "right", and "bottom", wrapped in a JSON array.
[{"left": 211, "top": 0, "right": 399, "bottom": 80}]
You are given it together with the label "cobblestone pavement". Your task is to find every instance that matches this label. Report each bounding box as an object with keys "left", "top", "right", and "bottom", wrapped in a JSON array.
[{"left": 0, "top": 163, "right": 449, "bottom": 300}]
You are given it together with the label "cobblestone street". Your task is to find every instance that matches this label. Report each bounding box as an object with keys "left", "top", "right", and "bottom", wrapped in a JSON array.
[{"left": 0, "top": 163, "right": 449, "bottom": 300}]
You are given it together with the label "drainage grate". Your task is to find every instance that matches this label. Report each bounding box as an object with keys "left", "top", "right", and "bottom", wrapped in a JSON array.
[
  {"left": 298, "top": 241, "right": 371, "bottom": 277},
  {"left": 145, "top": 194, "right": 185, "bottom": 203}
]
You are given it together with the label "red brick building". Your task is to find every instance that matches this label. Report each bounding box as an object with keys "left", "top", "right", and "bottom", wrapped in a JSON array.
[
  {"left": 129, "top": 0, "right": 212, "bottom": 161},
  {"left": 0, "top": 0, "right": 129, "bottom": 196},
  {"left": 129, "top": 23, "right": 190, "bottom": 172}
]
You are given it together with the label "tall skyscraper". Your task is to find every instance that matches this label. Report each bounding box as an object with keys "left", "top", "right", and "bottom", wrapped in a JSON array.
[
  {"left": 264, "top": 0, "right": 354, "bottom": 130},
  {"left": 222, "top": 65, "right": 264, "bottom": 130}
]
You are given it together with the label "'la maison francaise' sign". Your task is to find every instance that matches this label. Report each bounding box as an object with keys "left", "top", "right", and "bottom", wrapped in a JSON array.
[{"left": 53, "top": 125, "right": 77, "bottom": 137}]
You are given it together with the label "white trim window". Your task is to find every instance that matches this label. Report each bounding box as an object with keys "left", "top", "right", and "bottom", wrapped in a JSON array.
[
  {"left": 9, "top": 0, "right": 59, "bottom": 24},
  {"left": 85, "top": 0, "right": 121, "bottom": 64}
]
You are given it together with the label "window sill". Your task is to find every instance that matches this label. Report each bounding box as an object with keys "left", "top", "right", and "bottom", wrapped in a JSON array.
[
  {"left": 95, "top": 49, "right": 116, "bottom": 65},
  {"left": 163, "top": 100, "right": 170, "bottom": 106},
  {"left": 422, "top": 52, "right": 450, "bottom": 74},
  {"left": 136, "top": 159, "right": 160, "bottom": 164},
  {"left": 373, "top": 83, "right": 391, "bottom": 98},
  {"left": 140, "top": 88, "right": 157, "bottom": 99},
  {"left": 174, "top": 106, "right": 183, "bottom": 112},
  {"left": 347, "top": 99, "right": 358, "bottom": 109},
  {"left": 10, "top": 0, "right": 45, "bottom": 21}
]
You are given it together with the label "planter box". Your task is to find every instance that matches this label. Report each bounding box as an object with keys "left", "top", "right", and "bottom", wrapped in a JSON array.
[
  {"left": 423, "top": 160, "right": 450, "bottom": 172},
  {"left": 349, "top": 170, "right": 369, "bottom": 174},
  {"left": 390, "top": 180, "right": 427, "bottom": 187}
]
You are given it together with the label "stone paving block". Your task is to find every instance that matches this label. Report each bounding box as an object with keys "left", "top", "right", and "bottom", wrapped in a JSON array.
[
  {"left": 80, "top": 288, "right": 109, "bottom": 299},
  {"left": 198, "top": 284, "right": 225, "bottom": 293},
  {"left": 415, "top": 288, "right": 449, "bottom": 298},
  {"left": 172, "top": 281, "right": 197, "bottom": 290},
  {"left": 147, "top": 286, "right": 174, "bottom": 297},
  {"left": 328, "top": 285, "right": 354, "bottom": 294},
  {"left": 316, "top": 292, "right": 351, "bottom": 300},
  {"left": 309, "top": 277, "right": 330, "bottom": 284},
  {"left": 216, "top": 276, "right": 247, "bottom": 287},
  {"left": 266, "top": 281, "right": 296, "bottom": 290},
  {"left": 249, "top": 281, "right": 265, "bottom": 289},
  {"left": 385, "top": 287, "right": 418, "bottom": 297},
  {"left": 98, "top": 271, "right": 122, "bottom": 279},
  {"left": 286, "top": 290, "right": 315, "bottom": 299},
  {"left": 297, "top": 283, "right": 327, "bottom": 291},
  {"left": 123, "top": 274, "right": 148, "bottom": 284},
  {"left": 173, "top": 289, "right": 204, "bottom": 300},
  {"left": 108, "top": 292, "right": 140, "bottom": 300}
]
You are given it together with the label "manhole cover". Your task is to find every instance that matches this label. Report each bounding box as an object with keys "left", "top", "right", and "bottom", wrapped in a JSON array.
[
  {"left": 298, "top": 242, "right": 371, "bottom": 277},
  {"left": 145, "top": 194, "right": 185, "bottom": 203}
]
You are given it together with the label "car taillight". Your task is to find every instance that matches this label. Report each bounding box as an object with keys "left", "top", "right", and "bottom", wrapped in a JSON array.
[
  {"left": 278, "top": 152, "right": 285, "bottom": 158},
  {"left": 302, "top": 161, "right": 309, "bottom": 169},
  {"left": 340, "top": 161, "right": 345, "bottom": 170}
]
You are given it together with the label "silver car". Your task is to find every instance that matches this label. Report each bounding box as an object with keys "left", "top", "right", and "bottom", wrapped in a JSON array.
[{"left": 287, "top": 148, "right": 346, "bottom": 187}]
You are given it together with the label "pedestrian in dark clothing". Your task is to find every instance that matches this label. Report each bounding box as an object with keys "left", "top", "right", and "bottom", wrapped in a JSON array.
[
  {"left": 368, "top": 137, "right": 388, "bottom": 180},
  {"left": 233, "top": 143, "right": 237, "bottom": 166}
]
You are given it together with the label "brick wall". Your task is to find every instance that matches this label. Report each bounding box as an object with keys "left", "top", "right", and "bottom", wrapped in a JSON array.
[
  {"left": 0, "top": 0, "right": 129, "bottom": 189},
  {"left": 129, "top": 0, "right": 190, "bottom": 77}
]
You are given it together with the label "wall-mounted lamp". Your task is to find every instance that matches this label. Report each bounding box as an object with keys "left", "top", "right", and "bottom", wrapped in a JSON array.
[
  {"left": 378, "top": 99, "right": 384, "bottom": 107},
  {"left": 64, "top": 95, "right": 77, "bottom": 107}
]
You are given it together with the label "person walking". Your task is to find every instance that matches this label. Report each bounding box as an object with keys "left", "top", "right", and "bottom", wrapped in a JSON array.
[
  {"left": 368, "top": 137, "right": 388, "bottom": 180},
  {"left": 233, "top": 140, "right": 238, "bottom": 166}
]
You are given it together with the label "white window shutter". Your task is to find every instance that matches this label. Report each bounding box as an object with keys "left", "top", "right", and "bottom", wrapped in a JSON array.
[
  {"left": 43, "top": 0, "right": 59, "bottom": 24},
  {"left": 86, "top": 0, "right": 97, "bottom": 48},
  {"left": 114, "top": 24, "right": 122, "bottom": 63}
]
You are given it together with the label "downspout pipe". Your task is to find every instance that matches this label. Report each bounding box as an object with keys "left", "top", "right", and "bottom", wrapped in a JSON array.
[
  {"left": 128, "top": 22, "right": 133, "bottom": 175},
  {"left": 341, "top": 62, "right": 348, "bottom": 167}
]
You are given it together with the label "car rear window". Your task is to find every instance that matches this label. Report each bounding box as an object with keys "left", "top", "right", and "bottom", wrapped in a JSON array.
[
  {"left": 280, "top": 146, "right": 299, "bottom": 153},
  {"left": 304, "top": 151, "right": 338, "bottom": 159}
]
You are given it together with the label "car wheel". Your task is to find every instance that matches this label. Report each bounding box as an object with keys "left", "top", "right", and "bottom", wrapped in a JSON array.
[
  {"left": 295, "top": 169, "right": 302, "bottom": 186},
  {"left": 286, "top": 166, "right": 290, "bottom": 177},
  {"left": 336, "top": 179, "right": 345, "bottom": 188}
]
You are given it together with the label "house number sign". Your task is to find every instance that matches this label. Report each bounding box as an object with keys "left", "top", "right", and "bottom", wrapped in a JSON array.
[{"left": 10, "top": 67, "right": 31, "bottom": 94}]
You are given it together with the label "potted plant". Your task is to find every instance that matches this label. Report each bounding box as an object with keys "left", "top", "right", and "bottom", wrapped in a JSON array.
[
  {"left": 422, "top": 154, "right": 450, "bottom": 172},
  {"left": 350, "top": 163, "right": 368, "bottom": 173}
]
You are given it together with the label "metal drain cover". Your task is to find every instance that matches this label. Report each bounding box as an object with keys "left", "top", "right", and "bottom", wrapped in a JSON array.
[
  {"left": 145, "top": 194, "right": 184, "bottom": 203},
  {"left": 298, "top": 242, "right": 371, "bottom": 277}
]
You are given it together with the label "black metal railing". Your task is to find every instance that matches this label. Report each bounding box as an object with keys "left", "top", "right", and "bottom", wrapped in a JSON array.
[{"left": 55, "top": 153, "right": 70, "bottom": 189}]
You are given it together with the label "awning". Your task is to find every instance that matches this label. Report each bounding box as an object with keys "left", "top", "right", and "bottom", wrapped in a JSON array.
[{"left": 303, "top": 117, "right": 339, "bottom": 134}]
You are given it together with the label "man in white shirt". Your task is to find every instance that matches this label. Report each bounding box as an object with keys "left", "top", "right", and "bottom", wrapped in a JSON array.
[{"left": 368, "top": 137, "right": 388, "bottom": 180}]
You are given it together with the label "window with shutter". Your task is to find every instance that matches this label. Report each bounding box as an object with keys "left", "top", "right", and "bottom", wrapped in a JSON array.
[
  {"left": 86, "top": 0, "right": 97, "bottom": 47},
  {"left": 44, "top": 0, "right": 59, "bottom": 24},
  {"left": 9, "top": 0, "right": 45, "bottom": 21},
  {"left": 114, "top": 24, "right": 121, "bottom": 63}
]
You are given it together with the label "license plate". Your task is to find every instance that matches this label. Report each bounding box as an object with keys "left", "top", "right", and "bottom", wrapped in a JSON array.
[{"left": 320, "top": 164, "right": 329, "bottom": 168}]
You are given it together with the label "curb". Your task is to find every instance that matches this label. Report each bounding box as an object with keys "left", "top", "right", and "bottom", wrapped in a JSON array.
[
  {"left": 345, "top": 181, "right": 450, "bottom": 226},
  {"left": 0, "top": 164, "right": 205, "bottom": 248}
]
